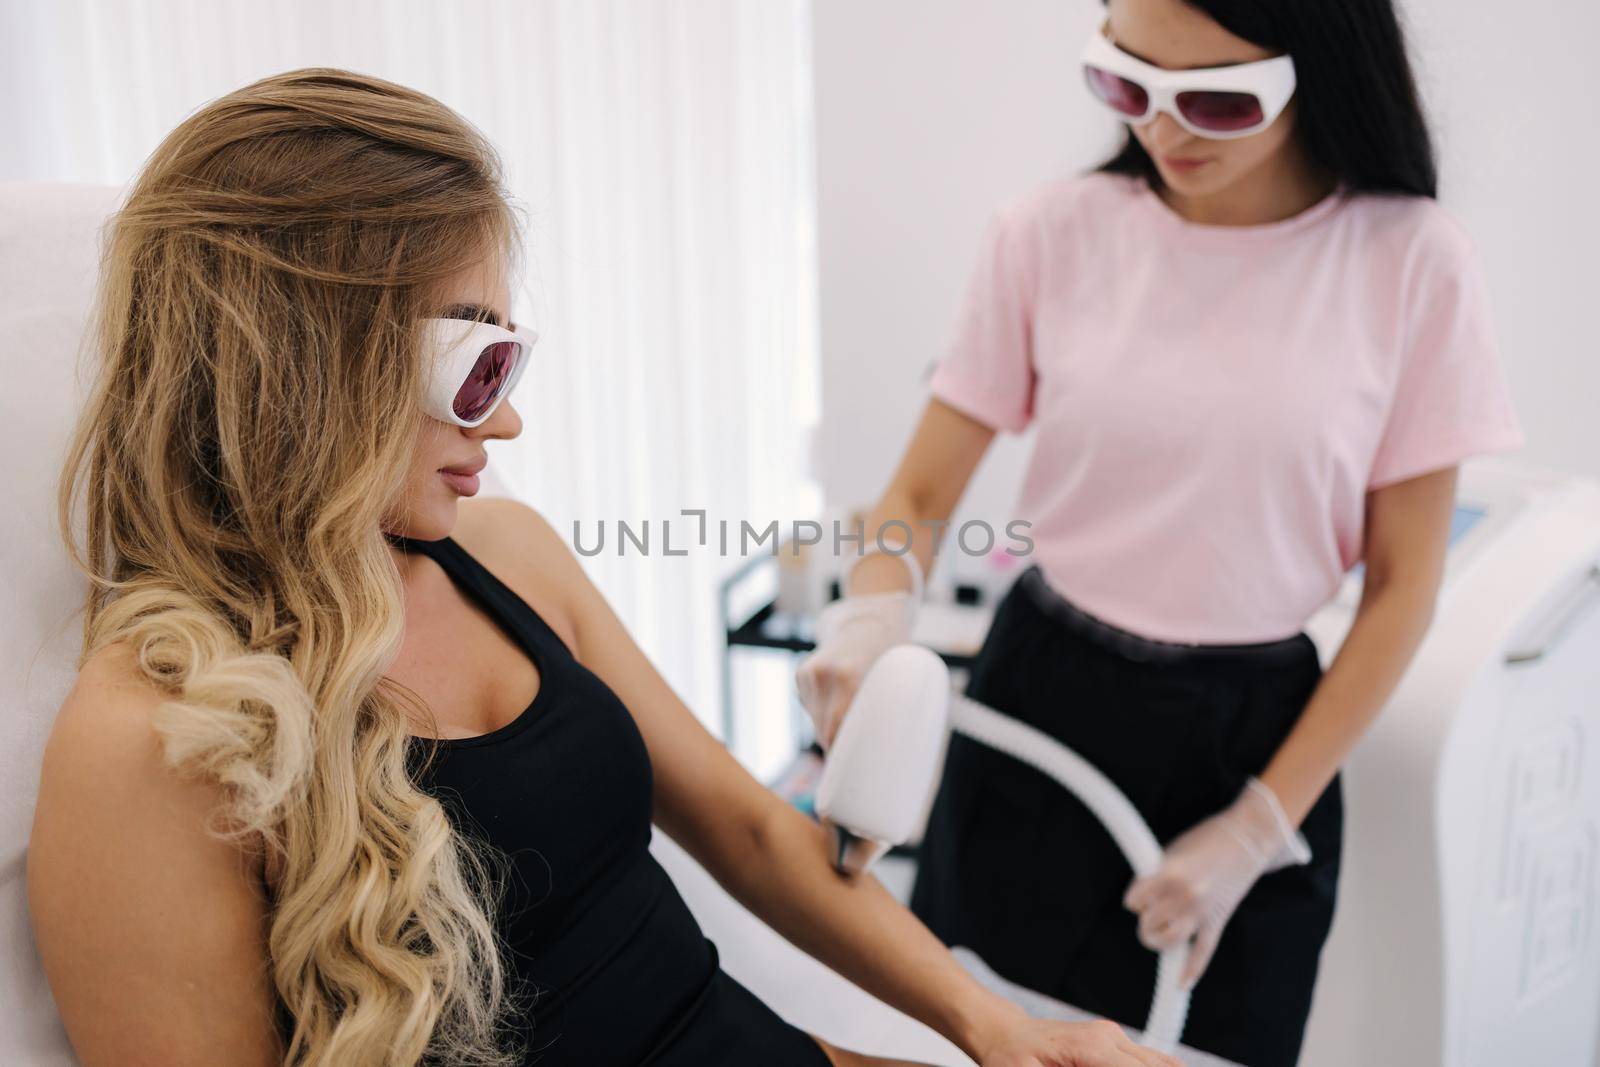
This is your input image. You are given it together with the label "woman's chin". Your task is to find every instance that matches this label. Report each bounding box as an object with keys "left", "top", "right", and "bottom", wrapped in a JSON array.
[
  {"left": 1158, "top": 161, "right": 1231, "bottom": 198},
  {"left": 421, "top": 504, "right": 460, "bottom": 541},
  {"left": 386, "top": 501, "right": 459, "bottom": 543}
]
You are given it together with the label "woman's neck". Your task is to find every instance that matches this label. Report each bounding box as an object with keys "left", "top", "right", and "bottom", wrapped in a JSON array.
[{"left": 1157, "top": 144, "right": 1337, "bottom": 227}]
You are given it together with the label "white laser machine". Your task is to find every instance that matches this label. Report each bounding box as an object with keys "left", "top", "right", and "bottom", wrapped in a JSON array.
[{"left": 1300, "top": 460, "right": 1600, "bottom": 1067}]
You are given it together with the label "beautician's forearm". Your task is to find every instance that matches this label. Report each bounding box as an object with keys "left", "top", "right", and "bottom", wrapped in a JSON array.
[
  {"left": 850, "top": 490, "right": 946, "bottom": 596},
  {"left": 849, "top": 398, "right": 997, "bottom": 598},
  {"left": 1258, "top": 578, "right": 1437, "bottom": 825},
  {"left": 712, "top": 802, "right": 1026, "bottom": 1062}
]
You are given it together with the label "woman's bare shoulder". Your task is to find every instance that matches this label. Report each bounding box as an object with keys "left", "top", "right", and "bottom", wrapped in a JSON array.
[
  {"left": 30, "top": 642, "right": 279, "bottom": 1065},
  {"left": 36, "top": 639, "right": 254, "bottom": 857},
  {"left": 45, "top": 640, "right": 175, "bottom": 781},
  {"left": 36, "top": 639, "right": 265, "bottom": 880}
]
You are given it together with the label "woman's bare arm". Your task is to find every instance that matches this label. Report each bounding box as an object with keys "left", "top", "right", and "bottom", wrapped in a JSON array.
[
  {"left": 27, "top": 643, "right": 281, "bottom": 1067},
  {"left": 1257, "top": 465, "right": 1458, "bottom": 823},
  {"left": 849, "top": 397, "right": 998, "bottom": 595},
  {"left": 471, "top": 500, "right": 1176, "bottom": 1067}
]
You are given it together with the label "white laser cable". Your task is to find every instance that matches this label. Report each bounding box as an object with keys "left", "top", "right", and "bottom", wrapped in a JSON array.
[
  {"left": 945, "top": 692, "right": 1191, "bottom": 1052},
  {"left": 814, "top": 645, "right": 1191, "bottom": 1053}
]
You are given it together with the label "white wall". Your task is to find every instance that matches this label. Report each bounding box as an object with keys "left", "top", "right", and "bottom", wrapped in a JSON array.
[
  {"left": 810, "top": 0, "right": 1095, "bottom": 592},
  {"left": 810, "top": 0, "right": 1599, "bottom": 574}
]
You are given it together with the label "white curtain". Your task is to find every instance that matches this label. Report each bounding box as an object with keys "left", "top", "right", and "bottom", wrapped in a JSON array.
[{"left": 1, "top": 0, "right": 822, "bottom": 759}]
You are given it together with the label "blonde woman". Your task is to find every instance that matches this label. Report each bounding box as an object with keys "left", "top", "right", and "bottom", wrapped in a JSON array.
[{"left": 24, "top": 70, "right": 1178, "bottom": 1067}]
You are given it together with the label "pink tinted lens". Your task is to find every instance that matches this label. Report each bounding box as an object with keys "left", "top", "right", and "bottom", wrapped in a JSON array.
[
  {"left": 1083, "top": 65, "right": 1149, "bottom": 118},
  {"left": 453, "top": 340, "right": 521, "bottom": 422},
  {"left": 1175, "top": 90, "right": 1265, "bottom": 132}
]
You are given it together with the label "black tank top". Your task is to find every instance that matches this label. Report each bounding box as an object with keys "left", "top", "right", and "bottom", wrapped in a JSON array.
[{"left": 387, "top": 533, "right": 830, "bottom": 1067}]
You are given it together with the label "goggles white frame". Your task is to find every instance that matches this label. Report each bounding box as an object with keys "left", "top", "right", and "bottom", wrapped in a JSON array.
[
  {"left": 420, "top": 316, "right": 537, "bottom": 428},
  {"left": 1080, "top": 29, "right": 1297, "bottom": 141}
]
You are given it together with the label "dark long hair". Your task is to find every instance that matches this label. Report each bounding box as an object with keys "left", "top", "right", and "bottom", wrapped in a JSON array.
[{"left": 1096, "top": 0, "right": 1438, "bottom": 198}]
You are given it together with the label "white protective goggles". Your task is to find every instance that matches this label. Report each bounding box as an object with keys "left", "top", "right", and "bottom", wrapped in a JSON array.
[
  {"left": 1080, "top": 28, "right": 1297, "bottom": 140},
  {"left": 420, "top": 316, "right": 537, "bottom": 428}
]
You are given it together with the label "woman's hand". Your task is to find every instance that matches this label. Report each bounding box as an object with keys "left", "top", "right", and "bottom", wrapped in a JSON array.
[
  {"left": 1123, "top": 776, "right": 1310, "bottom": 988},
  {"left": 975, "top": 1015, "right": 1183, "bottom": 1067},
  {"left": 795, "top": 589, "right": 917, "bottom": 749}
]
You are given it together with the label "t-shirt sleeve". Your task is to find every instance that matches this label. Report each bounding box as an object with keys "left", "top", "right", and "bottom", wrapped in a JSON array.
[
  {"left": 1367, "top": 222, "right": 1526, "bottom": 490},
  {"left": 925, "top": 205, "right": 1038, "bottom": 434}
]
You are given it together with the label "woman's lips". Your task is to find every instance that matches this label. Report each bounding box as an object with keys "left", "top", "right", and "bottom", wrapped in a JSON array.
[
  {"left": 438, "top": 456, "right": 486, "bottom": 497},
  {"left": 440, "top": 470, "right": 480, "bottom": 496},
  {"left": 1163, "top": 155, "right": 1211, "bottom": 173}
]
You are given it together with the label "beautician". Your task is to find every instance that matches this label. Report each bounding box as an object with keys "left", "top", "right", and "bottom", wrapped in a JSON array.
[{"left": 796, "top": 1, "right": 1524, "bottom": 1065}]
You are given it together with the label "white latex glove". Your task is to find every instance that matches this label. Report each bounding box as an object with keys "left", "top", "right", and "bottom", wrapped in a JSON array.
[
  {"left": 794, "top": 543, "right": 923, "bottom": 750},
  {"left": 794, "top": 589, "right": 916, "bottom": 750},
  {"left": 1121, "top": 777, "right": 1311, "bottom": 990}
]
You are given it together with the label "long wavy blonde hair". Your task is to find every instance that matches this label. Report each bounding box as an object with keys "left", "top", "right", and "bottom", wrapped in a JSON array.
[{"left": 56, "top": 68, "right": 527, "bottom": 1066}]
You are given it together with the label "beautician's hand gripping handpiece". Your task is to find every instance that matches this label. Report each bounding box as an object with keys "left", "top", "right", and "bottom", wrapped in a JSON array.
[{"left": 795, "top": 546, "right": 1205, "bottom": 1051}]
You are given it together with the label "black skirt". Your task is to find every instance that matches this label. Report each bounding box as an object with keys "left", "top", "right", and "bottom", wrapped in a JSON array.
[{"left": 909, "top": 566, "right": 1343, "bottom": 1067}]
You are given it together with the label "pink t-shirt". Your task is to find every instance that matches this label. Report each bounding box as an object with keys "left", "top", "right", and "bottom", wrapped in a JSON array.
[{"left": 928, "top": 171, "right": 1526, "bottom": 644}]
